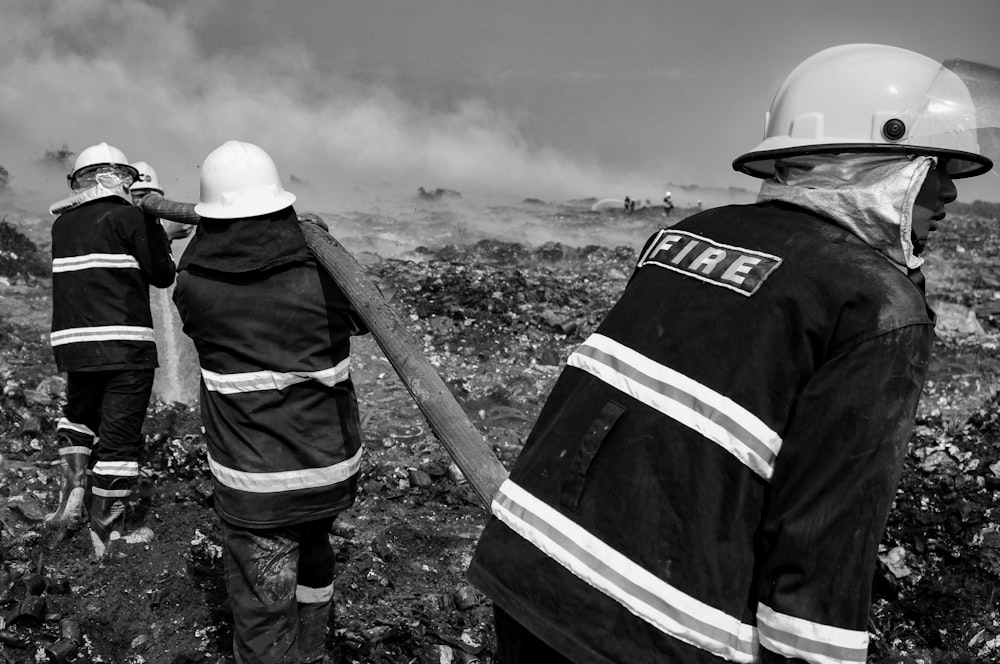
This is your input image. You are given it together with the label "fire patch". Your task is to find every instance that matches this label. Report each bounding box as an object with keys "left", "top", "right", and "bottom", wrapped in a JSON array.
[{"left": 636, "top": 229, "right": 782, "bottom": 296}]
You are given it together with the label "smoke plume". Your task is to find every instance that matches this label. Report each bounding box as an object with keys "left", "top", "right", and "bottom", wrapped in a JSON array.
[{"left": 0, "top": 0, "right": 638, "bottom": 211}]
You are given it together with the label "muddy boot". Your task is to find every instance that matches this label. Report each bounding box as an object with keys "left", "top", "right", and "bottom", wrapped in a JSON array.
[
  {"left": 87, "top": 477, "right": 132, "bottom": 560},
  {"left": 298, "top": 597, "right": 332, "bottom": 663},
  {"left": 43, "top": 444, "right": 90, "bottom": 540}
]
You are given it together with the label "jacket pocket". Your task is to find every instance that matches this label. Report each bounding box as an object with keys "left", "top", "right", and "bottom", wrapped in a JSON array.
[{"left": 560, "top": 400, "right": 626, "bottom": 510}]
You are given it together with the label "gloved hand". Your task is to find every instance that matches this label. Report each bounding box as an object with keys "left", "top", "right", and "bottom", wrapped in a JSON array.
[
  {"left": 297, "top": 212, "right": 330, "bottom": 232},
  {"left": 161, "top": 220, "right": 193, "bottom": 241}
]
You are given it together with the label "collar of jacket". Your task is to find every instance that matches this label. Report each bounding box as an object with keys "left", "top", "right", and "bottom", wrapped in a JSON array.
[
  {"left": 49, "top": 183, "right": 133, "bottom": 215},
  {"left": 756, "top": 154, "right": 934, "bottom": 274},
  {"left": 177, "top": 206, "right": 313, "bottom": 275}
]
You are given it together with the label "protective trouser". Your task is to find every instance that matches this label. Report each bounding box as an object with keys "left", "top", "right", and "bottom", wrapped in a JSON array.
[
  {"left": 222, "top": 517, "right": 336, "bottom": 664},
  {"left": 61, "top": 370, "right": 153, "bottom": 558},
  {"left": 62, "top": 369, "right": 154, "bottom": 470}
]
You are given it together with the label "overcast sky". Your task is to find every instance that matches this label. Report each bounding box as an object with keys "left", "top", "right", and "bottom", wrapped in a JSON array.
[{"left": 2, "top": 0, "right": 998, "bottom": 209}]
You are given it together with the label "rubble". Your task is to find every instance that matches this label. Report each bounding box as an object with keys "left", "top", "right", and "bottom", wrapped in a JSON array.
[{"left": 0, "top": 209, "right": 998, "bottom": 662}]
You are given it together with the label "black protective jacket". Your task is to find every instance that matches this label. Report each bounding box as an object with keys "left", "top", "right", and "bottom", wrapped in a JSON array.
[
  {"left": 50, "top": 198, "right": 175, "bottom": 372},
  {"left": 468, "top": 201, "right": 934, "bottom": 664},
  {"left": 172, "top": 210, "right": 368, "bottom": 528}
]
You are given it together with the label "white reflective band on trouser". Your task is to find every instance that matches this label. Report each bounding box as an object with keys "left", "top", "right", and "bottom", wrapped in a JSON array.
[
  {"left": 296, "top": 582, "right": 334, "bottom": 604},
  {"left": 492, "top": 480, "right": 759, "bottom": 662},
  {"left": 567, "top": 333, "right": 781, "bottom": 481},
  {"left": 52, "top": 253, "right": 140, "bottom": 272},
  {"left": 51, "top": 326, "right": 155, "bottom": 346},
  {"left": 757, "top": 604, "right": 868, "bottom": 664},
  {"left": 58, "top": 446, "right": 92, "bottom": 457},
  {"left": 57, "top": 417, "right": 96, "bottom": 439},
  {"left": 200, "top": 358, "right": 351, "bottom": 394},
  {"left": 91, "top": 486, "right": 131, "bottom": 498},
  {"left": 208, "top": 447, "right": 364, "bottom": 494},
  {"left": 93, "top": 460, "right": 140, "bottom": 477}
]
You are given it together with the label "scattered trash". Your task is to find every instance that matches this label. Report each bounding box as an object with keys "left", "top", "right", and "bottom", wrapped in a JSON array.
[
  {"left": 452, "top": 586, "right": 478, "bottom": 611},
  {"left": 879, "top": 546, "right": 913, "bottom": 579},
  {"left": 44, "top": 618, "right": 83, "bottom": 663}
]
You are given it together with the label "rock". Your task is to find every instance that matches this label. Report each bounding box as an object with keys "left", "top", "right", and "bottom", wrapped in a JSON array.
[
  {"left": 990, "top": 459, "right": 1000, "bottom": 477},
  {"left": 7, "top": 496, "right": 48, "bottom": 523},
  {"left": 123, "top": 526, "right": 155, "bottom": 544},
  {"left": 24, "top": 375, "right": 67, "bottom": 405},
  {"left": 408, "top": 468, "right": 433, "bottom": 487},
  {"left": 36, "top": 375, "right": 66, "bottom": 399},
  {"left": 447, "top": 462, "right": 466, "bottom": 485},
  {"left": 371, "top": 534, "right": 396, "bottom": 561},
  {"left": 918, "top": 449, "right": 958, "bottom": 473},
  {"left": 331, "top": 517, "right": 357, "bottom": 540},
  {"left": 878, "top": 546, "right": 912, "bottom": 578},
  {"left": 452, "top": 585, "right": 479, "bottom": 611},
  {"left": 420, "top": 460, "right": 449, "bottom": 479}
]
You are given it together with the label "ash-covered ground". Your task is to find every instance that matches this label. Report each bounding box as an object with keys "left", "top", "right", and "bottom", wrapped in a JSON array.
[{"left": 1, "top": 194, "right": 999, "bottom": 664}]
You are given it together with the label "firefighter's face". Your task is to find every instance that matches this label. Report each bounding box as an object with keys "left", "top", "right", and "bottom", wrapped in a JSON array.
[{"left": 911, "top": 160, "right": 957, "bottom": 255}]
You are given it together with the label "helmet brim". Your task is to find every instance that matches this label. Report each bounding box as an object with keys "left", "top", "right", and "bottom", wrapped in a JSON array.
[
  {"left": 733, "top": 144, "right": 993, "bottom": 179},
  {"left": 194, "top": 190, "right": 297, "bottom": 219}
]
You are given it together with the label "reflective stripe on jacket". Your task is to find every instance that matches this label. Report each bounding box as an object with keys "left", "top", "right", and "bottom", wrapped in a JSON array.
[
  {"left": 50, "top": 199, "right": 175, "bottom": 371},
  {"left": 468, "top": 201, "right": 934, "bottom": 664}
]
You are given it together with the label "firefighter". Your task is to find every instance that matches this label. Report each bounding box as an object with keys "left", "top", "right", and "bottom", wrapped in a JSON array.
[
  {"left": 467, "top": 44, "right": 998, "bottom": 663},
  {"left": 663, "top": 189, "right": 674, "bottom": 214},
  {"left": 172, "top": 141, "right": 368, "bottom": 664},
  {"left": 46, "top": 142, "right": 177, "bottom": 558},
  {"left": 129, "top": 160, "right": 193, "bottom": 242}
]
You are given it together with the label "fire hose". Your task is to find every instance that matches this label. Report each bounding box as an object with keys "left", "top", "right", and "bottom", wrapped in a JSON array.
[{"left": 140, "top": 193, "right": 508, "bottom": 509}]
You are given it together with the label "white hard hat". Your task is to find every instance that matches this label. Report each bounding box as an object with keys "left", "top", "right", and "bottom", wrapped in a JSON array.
[
  {"left": 129, "top": 161, "right": 164, "bottom": 194},
  {"left": 194, "top": 141, "right": 296, "bottom": 219},
  {"left": 69, "top": 142, "right": 138, "bottom": 188},
  {"left": 733, "top": 43, "right": 995, "bottom": 179}
]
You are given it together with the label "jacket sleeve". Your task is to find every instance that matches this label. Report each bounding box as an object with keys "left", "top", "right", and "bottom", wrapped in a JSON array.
[
  {"left": 126, "top": 208, "right": 176, "bottom": 288},
  {"left": 755, "top": 324, "right": 933, "bottom": 664},
  {"left": 318, "top": 268, "right": 369, "bottom": 337}
]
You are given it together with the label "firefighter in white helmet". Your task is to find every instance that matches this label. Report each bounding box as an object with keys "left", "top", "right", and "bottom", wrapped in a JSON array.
[
  {"left": 172, "top": 141, "right": 368, "bottom": 664},
  {"left": 47, "top": 143, "right": 176, "bottom": 559},
  {"left": 130, "top": 161, "right": 192, "bottom": 242},
  {"left": 468, "top": 44, "right": 998, "bottom": 664}
]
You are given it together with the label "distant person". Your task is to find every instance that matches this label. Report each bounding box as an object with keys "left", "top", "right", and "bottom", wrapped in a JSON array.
[
  {"left": 129, "top": 161, "right": 193, "bottom": 243},
  {"left": 696, "top": 198, "right": 703, "bottom": 210},
  {"left": 172, "top": 140, "right": 369, "bottom": 664},
  {"left": 663, "top": 189, "right": 674, "bottom": 214},
  {"left": 46, "top": 143, "right": 176, "bottom": 558},
  {"left": 468, "top": 43, "right": 997, "bottom": 663},
  {"left": 623, "top": 195, "right": 632, "bottom": 213}
]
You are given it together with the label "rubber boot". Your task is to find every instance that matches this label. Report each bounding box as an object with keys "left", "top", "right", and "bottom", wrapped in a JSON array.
[
  {"left": 44, "top": 445, "right": 90, "bottom": 537},
  {"left": 87, "top": 477, "right": 131, "bottom": 560},
  {"left": 298, "top": 598, "right": 332, "bottom": 664}
]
